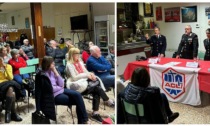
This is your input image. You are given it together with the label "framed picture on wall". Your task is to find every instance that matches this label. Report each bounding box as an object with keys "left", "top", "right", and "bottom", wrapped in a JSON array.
[
  {"left": 181, "top": 6, "right": 197, "bottom": 23},
  {"left": 156, "top": 6, "right": 162, "bottom": 21},
  {"left": 143, "top": 3, "right": 153, "bottom": 17},
  {"left": 11, "top": 16, "right": 15, "bottom": 25},
  {"left": 25, "top": 17, "right": 30, "bottom": 28},
  {"left": 165, "top": 7, "right": 180, "bottom": 22}
]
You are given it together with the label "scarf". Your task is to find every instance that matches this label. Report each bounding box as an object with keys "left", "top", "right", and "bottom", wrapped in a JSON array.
[{"left": 74, "top": 62, "right": 84, "bottom": 74}]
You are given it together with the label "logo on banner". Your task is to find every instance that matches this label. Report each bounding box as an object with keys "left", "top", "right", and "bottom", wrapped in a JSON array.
[{"left": 162, "top": 68, "right": 185, "bottom": 99}]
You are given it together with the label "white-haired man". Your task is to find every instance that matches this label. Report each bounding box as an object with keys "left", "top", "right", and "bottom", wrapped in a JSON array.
[
  {"left": 86, "top": 46, "right": 114, "bottom": 89},
  {"left": 20, "top": 39, "right": 34, "bottom": 59},
  {"left": 176, "top": 25, "right": 199, "bottom": 60}
]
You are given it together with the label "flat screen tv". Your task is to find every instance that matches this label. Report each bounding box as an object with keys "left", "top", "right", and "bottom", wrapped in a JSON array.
[{"left": 70, "top": 15, "right": 88, "bottom": 30}]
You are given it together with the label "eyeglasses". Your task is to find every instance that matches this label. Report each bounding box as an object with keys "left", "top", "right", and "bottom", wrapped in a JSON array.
[{"left": 73, "top": 53, "right": 80, "bottom": 55}]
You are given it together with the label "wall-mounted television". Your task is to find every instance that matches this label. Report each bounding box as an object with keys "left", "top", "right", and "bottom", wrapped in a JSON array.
[{"left": 70, "top": 14, "right": 88, "bottom": 30}]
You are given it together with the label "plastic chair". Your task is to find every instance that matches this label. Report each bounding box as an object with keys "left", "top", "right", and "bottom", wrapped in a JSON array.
[
  {"left": 26, "top": 58, "right": 39, "bottom": 66},
  {"left": 19, "top": 66, "right": 36, "bottom": 112},
  {"left": 120, "top": 87, "right": 168, "bottom": 124},
  {"left": 121, "top": 98, "right": 144, "bottom": 124},
  {"left": 26, "top": 58, "right": 39, "bottom": 77},
  {"left": 198, "top": 51, "right": 205, "bottom": 60}
]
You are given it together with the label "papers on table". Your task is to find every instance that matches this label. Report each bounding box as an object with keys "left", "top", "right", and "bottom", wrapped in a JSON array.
[
  {"left": 148, "top": 58, "right": 158, "bottom": 64},
  {"left": 163, "top": 62, "right": 181, "bottom": 66},
  {"left": 186, "top": 62, "right": 199, "bottom": 68}
]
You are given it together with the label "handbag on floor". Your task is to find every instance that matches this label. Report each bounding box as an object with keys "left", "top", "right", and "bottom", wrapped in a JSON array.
[{"left": 32, "top": 111, "right": 50, "bottom": 124}]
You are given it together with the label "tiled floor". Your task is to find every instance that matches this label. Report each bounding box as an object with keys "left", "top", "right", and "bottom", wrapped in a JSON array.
[
  {"left": 1, "top": 89, "right": 210, "bottom": 124},
  {"left": 0, "top": 89, "right": 115, "bottom": 124}
]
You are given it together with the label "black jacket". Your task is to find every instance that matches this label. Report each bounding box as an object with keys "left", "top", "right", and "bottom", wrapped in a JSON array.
[
  {"left": 146, "top": 34, "right": 167, "bottom": 57},
  {"left": 117, "top": 84, "right": 167, "bottom": 124},
  {"left": 46, "top": 47, "right": 65, "bottom": 66},
  {"left": 177, "top": 32, "right": 199, "bottom": 59},
  {"left": 35, "top": 71, "right": 56, "bottom": 121},
  {"left": 203, "top": 39, "right": 210, "bottom": 60}
]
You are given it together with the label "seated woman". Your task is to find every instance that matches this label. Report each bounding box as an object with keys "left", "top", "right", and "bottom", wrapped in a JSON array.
[
  {"left": 8, "top": 49, "right": 29, "bottom": 97},
  {"left": 81, "top": 41, "right": 93, "bottom": 63},
  {"left": 41, "top": 56, "right": 89, "bottom": 124},
  {"left": 117, "top": 67, "right": 179, "bottom": 124},
  {"left": 66, "top": 47, "right": 114, "bottom": 122},
  {"left": 0, "top": 57, "right": 23, "bottom": 123},
  {"left": 0, "top": 46, "right": 12, "bottom": 63}
]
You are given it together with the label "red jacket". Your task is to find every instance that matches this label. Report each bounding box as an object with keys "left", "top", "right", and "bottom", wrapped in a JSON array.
[
  {"left": 8, "top": 57, "right": 27, "bottom": 75},
  {"left": 82, "top": 51, "right": 90, "bottom": 63}
]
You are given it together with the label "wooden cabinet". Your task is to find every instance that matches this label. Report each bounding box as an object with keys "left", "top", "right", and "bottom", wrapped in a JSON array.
[{"left": 0, "top": 27, "right": 55, "bottom": 45}]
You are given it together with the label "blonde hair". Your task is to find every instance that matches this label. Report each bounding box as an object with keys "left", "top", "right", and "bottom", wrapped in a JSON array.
[
  {"left": 0, "top": 46, "right": 6, "bottom": 53},
  {"left": 67, "top": 47, "right": 80, "bottom": 63},
  {"left": 67, "top": 44, "right": 75, "bottom": 53}
]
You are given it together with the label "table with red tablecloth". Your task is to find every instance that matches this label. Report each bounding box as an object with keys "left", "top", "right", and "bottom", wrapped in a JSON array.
[{"left": 124, "top": 57, "right": 210, "bottom": 94}]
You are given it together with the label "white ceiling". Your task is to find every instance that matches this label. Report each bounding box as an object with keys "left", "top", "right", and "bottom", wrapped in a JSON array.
[{"left": 0, "top": 3, "right": 30, "bottom": 13}]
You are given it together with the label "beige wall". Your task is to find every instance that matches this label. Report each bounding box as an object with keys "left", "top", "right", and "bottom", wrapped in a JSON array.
[
  {"left": 92, "top": 3, "right": 115, "bottom": 16},
  {"left": 2, "top": 3, "right": 115, "bottom": 45}
]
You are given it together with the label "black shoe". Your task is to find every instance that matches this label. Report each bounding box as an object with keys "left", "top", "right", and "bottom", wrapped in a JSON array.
[
  {"left": 168, "top": 112, "right": 179, "bottom": 123},
  {"left": 92, "top": 114, "right": 103, "bottom": 122},
  {"left": 5, "top": 112, "right": 11, "bottom": 123},
  {"left": 11, "top": 113, "right": 22, "bottom": 122}
]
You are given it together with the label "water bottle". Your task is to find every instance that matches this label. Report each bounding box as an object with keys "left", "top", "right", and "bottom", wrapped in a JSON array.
[{"left": 158, "top": 53, "right": 161, "bottom": 62}]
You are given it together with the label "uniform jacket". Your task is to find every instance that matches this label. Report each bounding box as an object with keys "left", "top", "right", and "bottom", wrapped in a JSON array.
[
  {"left": 146, "top": 34, "right": 167, "bottom": 57},
  {"left": 177, "top": 32, "right": 199, "bottom": 59}
]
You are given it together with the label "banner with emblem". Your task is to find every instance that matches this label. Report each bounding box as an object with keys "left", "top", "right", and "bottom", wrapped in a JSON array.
[{"left": 149, "top": 64, "right": 201, "bottom": 106}]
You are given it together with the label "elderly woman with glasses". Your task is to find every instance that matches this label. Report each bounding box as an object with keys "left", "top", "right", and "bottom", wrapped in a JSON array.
[
  {"left": 65, "top": 47, "right": 114, "bottom": 123},
  {"left": 8, "top": 49, "right": 29, "bottom": 97}
]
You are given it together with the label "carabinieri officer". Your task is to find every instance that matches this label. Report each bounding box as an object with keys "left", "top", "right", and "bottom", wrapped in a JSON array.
[
  {"left": 176, "top": 25, "right": 199, "bottom": 60},
  {"left": 203, "top": 28, "right": 210, "bottom": 61},
  {"left": 145, "top": 27, "right": 167, "bottom": 57}
]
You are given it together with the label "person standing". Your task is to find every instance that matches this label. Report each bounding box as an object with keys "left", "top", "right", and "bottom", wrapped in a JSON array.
[
  {"left": 145, "top": 27, "right": 167, "bottom": 57},
  {"left": 203, "top": 28, "right": 210, "bottom": 61},
  {"left": 176, "top": 25, "right": 199, "bottom": 60}
]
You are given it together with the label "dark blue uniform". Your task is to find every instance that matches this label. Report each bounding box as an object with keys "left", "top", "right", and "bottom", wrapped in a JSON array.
[
  {"left": 146, "top": 34, "right": 167, "bottom": 57},
  {"left": 203, "top": 39, "right": 210, "bottom": 61},
  {"left": 177, "top": 33, "right": 198, "bottom": 59}
]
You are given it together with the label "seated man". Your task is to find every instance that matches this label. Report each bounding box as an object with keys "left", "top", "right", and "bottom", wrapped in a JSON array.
[
  {"left": 46, "top": 40, "right": 65, "bottom": 75},
  {"left": 86, "top": 45, "right": 115, "bottom": 90},
  {"left": 21, "top": 39, "right": 34, "bottom": 59}
]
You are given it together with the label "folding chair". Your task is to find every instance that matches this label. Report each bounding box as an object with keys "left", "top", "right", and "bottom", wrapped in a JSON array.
[{"left": 19, "top": 65, "right": 36, "bottom": 113}]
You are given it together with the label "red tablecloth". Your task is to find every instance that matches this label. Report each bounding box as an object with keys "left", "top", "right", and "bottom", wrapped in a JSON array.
[{"left": 124, "top": 57, "right": 210, "bottom": 93}]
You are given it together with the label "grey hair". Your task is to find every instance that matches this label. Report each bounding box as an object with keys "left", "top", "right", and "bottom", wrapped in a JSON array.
[
  {"left": 89, "top": 45, "right": 98, "bottom": 54},
  {"left": 10, "top": 49, "right": 19, "bottom": 56},
  {"left": 23, "top": 39, "right": 29, "bottom": 43}
]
